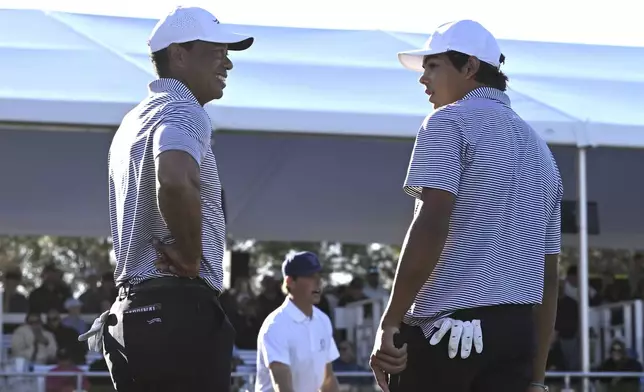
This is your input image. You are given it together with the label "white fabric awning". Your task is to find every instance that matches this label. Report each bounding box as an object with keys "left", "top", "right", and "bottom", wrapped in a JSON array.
[
  {"left": 0, "top": 9, "right": 642, "bottom": 247},
  {"left": 0, "top": 9, "right": 643, "bottom": 147}
]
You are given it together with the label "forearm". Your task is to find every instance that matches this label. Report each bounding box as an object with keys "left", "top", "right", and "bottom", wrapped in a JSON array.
[
  {"left": 320, "top": 374, "right": 340, "bottom": 392},
  {"left": 381, "top": 215, "right": 447, "bottom": 327},
  {"left": 158, "top": 183, "right": 202, "bottom": 263},
  {"left": 274, "top": 384, "right": 294, "bottom": 392},
  {"left": 273, "top": 378, "right": 295, "bottom": 392},
  {"left": 270, "top": 365, "right": 295, "bottom": 392},
  {"left": 531, "top": 259, "right": 560, "bottom": 383}
]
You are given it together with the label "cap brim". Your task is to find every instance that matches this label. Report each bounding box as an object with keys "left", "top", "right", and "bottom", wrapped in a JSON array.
[
  {"left": 227, "top": 35, "right": 254, "bottom": 51},
  {"left": 397, "top": 48, "right": 446, "bottom": 71},
  {"left": 204, "top": 28, "right": 254, "bottom": 51}
]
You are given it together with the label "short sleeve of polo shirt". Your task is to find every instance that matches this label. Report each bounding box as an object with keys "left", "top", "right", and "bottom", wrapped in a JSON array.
[
  {"left": 545, "top": 177, "right": 563, "bottom": 255},
  {"left": 325, "top": 316, "right": 340, "bottom": 363},
  {"left": 327, "top": 339, "right": 340, "bottom": 363},
  {"left": 261, "top": 322, "right": 291, "bottom": 366},
  {"left": 152, "top": 103, "right": 211, "bottom": 165},
  {"left": 404, "top": 108, "right": 467, "bottom": 198}
]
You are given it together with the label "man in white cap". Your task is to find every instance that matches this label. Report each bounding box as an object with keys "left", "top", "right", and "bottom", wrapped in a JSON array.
[
  {"left": 95, "top": 6, "right": 253, "bottom": 392},
  {"left": 369, "top": 20, "right": 562, "bottom": 392}
]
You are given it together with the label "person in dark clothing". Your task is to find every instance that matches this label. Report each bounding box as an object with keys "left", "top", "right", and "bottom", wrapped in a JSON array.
[
  {"left": 44, "top": 309, "right": 87, "bottom": 365},
  {"left": 338, "top": 278, "right": 368, "bottom": 305},
  {"left": 28, "top": 264, "right": 72, "bottom": 314},
  {"left": 338, "top": 277, "right": 371, "bottom": 318},
  {"left": 544, "top": 333, "right": 567, "bottom": 390},
  {"left": 546, "top": 337, "right": 566, "bottom": 371},
  {"left": 228, "top": 294, "right": 262, "bottom": 349},
  {"left": 596, "top": 340, "right": 643, "bottom": 392},
  {"left": 78, "top": 273, "right": 101, "bottom": 314},
  {"left": 79, "top": 272, "right": 118, "bottom": 314},
  {"left": 3, "top": 269, "right": 28, "bottom": 312},
  {"left": 333, "top": 340, "right": 371, "bottom": 386},
  {"left": 316, "top": 291, "right": 333, "bottom": 320},
  {"left": 255, "top": 276, "right": 285, "bottom": 322},
  {"left": 555, "top": 283, "right": 580, "bottom": 370}
]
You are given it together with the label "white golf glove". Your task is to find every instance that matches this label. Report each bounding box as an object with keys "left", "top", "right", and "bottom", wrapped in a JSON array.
[
  {"left": 429, "top": 318, "right": 483, "bottom": 359},
  {"left": 78, "top": 310, "right": 110, "bottom": 352}
]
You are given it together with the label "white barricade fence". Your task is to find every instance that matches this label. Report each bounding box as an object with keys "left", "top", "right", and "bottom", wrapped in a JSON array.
[
  {"left": 334, "top": 297, "right": 385, "bottom": 367},
  {"left": 0, "top": 370, "right": 640, "bottom": 392},
  {"left": 589, "top": 299, "right": 644, "bottom": 368},
  {"left": 2, "top": 287, "right": 644, "bottom": 391}
]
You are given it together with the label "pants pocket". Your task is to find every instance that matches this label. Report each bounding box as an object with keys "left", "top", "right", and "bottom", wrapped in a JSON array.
[{"left": 121, "top": 303, "right": 174, "bottom": 382}]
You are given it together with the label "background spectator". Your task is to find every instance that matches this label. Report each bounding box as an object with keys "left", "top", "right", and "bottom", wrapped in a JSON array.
[
  {"left": 45, "top": 309, "right": 87, "bottom": 365},
  {"left": 79, "top": 272, "right": 117, "bottom": 314},
  {"left": 596, "top": 340, "right": 643, "bottom": 392},
  {"left": 332, "top": 340, "right": 371, "bottom": 387},
  {"left": 11, "top": 311, "right": 57, "bottom": 364},
  {"left": 46, "top": 348, "right": 90, "bottom": 392},
  {"left": 3, "top": 268, "right": 28, "bottom": 313},
  {"left": 362, "top": 266, "right": 389, "bottom": 302},
  {"left": 61, "top": 298, "right": 89, "bottom": 335},
  {"left": 28, "top": 264, "right": 72, "bottom": 314}
]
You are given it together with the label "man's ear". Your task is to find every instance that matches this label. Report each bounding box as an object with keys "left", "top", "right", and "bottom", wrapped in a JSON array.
[
  {"left": 464, "top": 57, "right": 481, "bottom": 80},
  {"left": 282, "top": 276, "right": 294, "bottom": 294},
  {"left": 166, "top": 44, "right": 188, "bottom": 69}
]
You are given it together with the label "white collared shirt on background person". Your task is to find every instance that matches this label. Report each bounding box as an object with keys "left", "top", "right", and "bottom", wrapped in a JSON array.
[{"left": 255, "top": 299, "right": 339, "bottom": 392}]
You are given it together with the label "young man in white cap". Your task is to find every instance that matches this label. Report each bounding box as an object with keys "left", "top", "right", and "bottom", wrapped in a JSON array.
[
  {"left": 88, "top": 6, "right": 253, "bottom": 392},
  {"left": 256, "top": 252, "right": 340, "bottom": 392},
  {"left": 369, "top": 20, "right": 562, "bottom": 392}
]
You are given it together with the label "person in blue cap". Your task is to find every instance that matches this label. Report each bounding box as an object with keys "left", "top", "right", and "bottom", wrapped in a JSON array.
[
  {"left": 280, "top": 251, "right": 323, "bottom": 304},
  {"left": 255, "top": 251, "right": 341, "bottom": 392}
]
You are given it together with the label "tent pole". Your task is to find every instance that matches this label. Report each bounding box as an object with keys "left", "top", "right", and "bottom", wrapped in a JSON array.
[{"left": 578, "top": 146, "right": 591, "bottom": 391}]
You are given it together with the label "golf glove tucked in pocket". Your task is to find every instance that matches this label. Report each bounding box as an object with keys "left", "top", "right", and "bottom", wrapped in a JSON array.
[
  {"left": 429, "top": 318, "right": 483, "bottom": 359},
  {"left": 78, "top": 310, "right": 110, "bottom": 352}
]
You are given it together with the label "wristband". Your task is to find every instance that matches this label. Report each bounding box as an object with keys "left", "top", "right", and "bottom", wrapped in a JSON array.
[{"left": 530, "top": 382, "right": 549, "bottom": 391}]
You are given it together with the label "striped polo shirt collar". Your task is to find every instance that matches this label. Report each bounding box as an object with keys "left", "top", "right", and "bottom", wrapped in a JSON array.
[
  {"left": 148, "top": 78, "right": 199, "bottom": 104},
  {"left": 461, "top": 86, "right": 510, "bottom": 106}
]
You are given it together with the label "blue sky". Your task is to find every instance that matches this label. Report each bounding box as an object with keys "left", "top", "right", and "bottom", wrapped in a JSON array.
[{"left": 2, "top": 0, "right": 642, "bottom": 47}]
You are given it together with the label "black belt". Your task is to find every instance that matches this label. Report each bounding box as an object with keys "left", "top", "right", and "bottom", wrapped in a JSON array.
[{"left": 118, "top": 277, "right": 220, "bottom": 298}]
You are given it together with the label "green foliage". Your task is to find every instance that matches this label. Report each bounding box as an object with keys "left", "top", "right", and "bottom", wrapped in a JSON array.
[
  {"left": 0, "top": 234, "right": 636, "bottom": 294},
  {"left": 0, "top": 235, "right": 113, "bottom": 292},
  {"left": 229, "top": 240, "right": 400, "bottom": 286}
]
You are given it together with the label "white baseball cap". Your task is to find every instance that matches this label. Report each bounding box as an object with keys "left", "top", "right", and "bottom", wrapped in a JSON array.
[
  {"left": 398, "top": 20, "right": 501, "bottom": 72},
  {"left": 148, "top": 6, "right": 254, "bottom": 53}
]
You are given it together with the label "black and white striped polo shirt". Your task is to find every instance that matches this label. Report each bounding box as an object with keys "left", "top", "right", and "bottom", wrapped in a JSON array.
[
  {"left": 402, "top": 87, "right": 563, "bottom": 337},
  {"left": 108, "top": 78, "right": 225, "bottom": 292}
]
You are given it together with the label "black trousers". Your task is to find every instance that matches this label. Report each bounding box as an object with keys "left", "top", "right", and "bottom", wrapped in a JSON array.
[
  {"left": 389, "top": 304, "right": 534, "bottom": 392},
  {"left": 103, "top": 277, "right": 235, "bottom": 392}
]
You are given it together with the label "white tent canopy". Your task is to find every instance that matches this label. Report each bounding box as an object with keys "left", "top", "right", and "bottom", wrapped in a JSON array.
[
  {"left": 0, "top": 9, "right": 643, "bottom": 248},
  {"left": 1, "top": 9, "right": 643, "bottom": 146}
]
